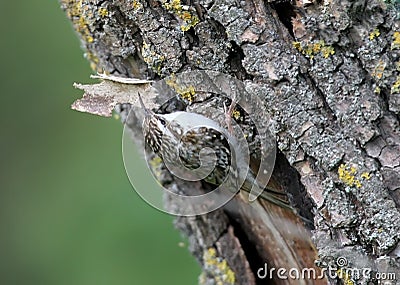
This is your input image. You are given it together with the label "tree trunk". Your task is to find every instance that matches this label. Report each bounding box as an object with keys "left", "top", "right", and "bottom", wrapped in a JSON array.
[{"left": 62, "top": 0, "right": 400, "bottom": 284}]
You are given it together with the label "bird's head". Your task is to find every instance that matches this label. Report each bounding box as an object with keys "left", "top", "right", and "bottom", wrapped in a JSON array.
[{"left": 138, "top": 94, "right": 179, "bottom": 155}]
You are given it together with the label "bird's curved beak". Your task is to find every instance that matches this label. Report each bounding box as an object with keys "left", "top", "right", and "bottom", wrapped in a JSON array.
[{"left": 138, "top": 93, "right": 153, "bottom": 116}]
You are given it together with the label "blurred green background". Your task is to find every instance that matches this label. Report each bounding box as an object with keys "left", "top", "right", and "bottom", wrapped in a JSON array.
[{"left": 0, "top": 1, "right": 199, "bottom": 284}]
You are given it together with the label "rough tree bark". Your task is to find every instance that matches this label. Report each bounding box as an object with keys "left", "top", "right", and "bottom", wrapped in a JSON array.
[{"left": 62, "top": 0, "right": 400, "bottom": 284}]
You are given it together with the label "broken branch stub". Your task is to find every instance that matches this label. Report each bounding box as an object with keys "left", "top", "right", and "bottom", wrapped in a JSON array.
[{"left": 72, "top": 74, "right": 156, "bottom": 117}]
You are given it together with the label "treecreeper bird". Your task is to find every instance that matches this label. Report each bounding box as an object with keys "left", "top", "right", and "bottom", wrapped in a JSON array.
[{"left": 138, "top": 94, "right": 292, "bottom": 210}]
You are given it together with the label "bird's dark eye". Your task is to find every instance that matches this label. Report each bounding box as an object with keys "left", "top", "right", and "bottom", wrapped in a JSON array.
[{"left": 160, "top": 118, "right": 166, "bottom": 126}]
